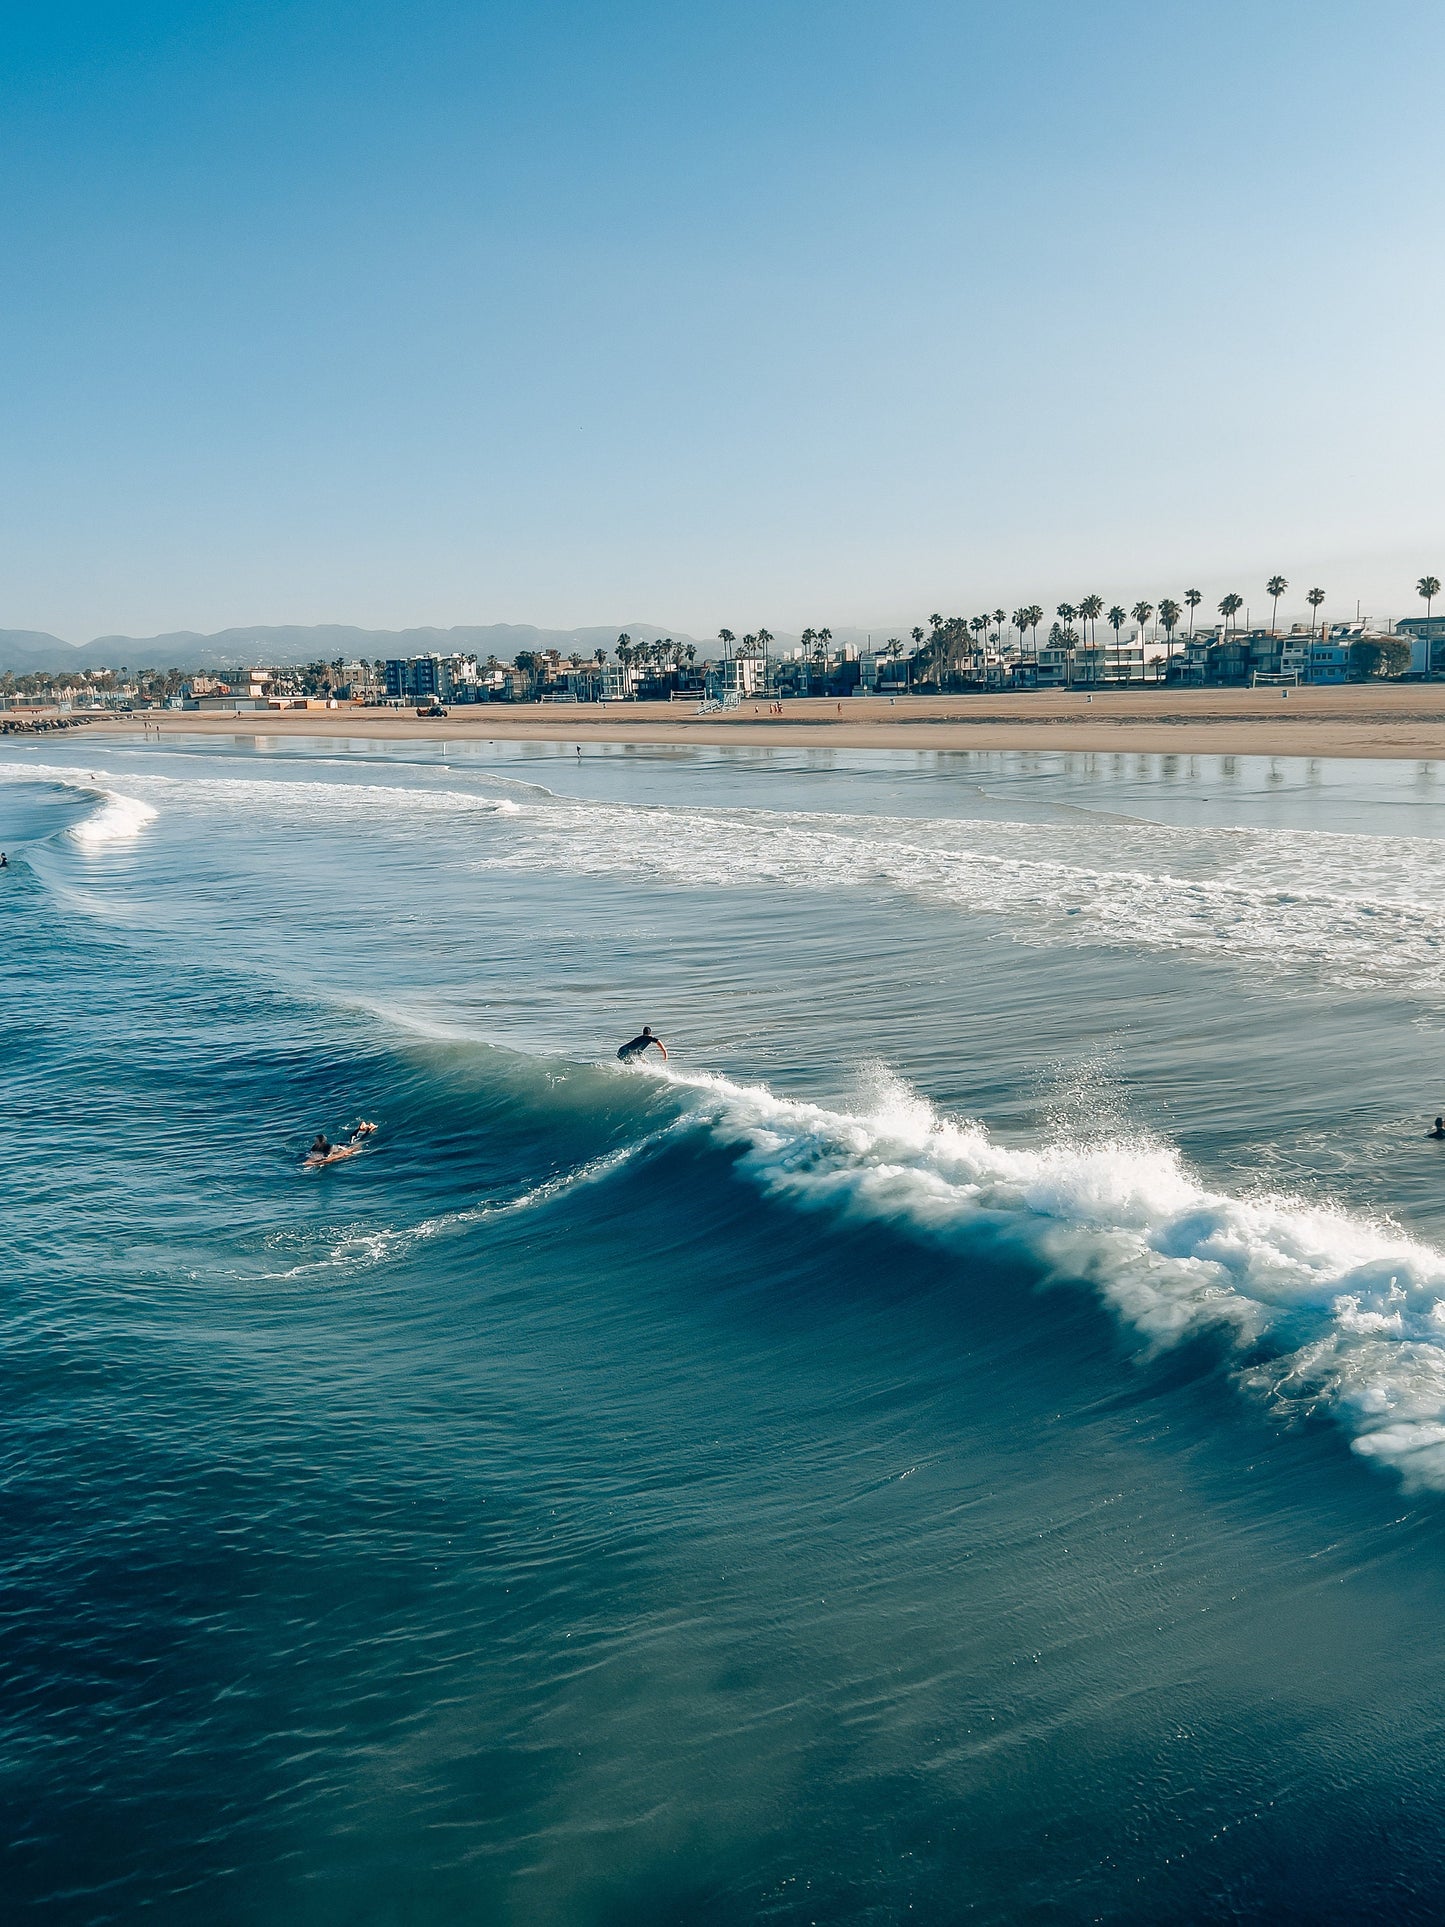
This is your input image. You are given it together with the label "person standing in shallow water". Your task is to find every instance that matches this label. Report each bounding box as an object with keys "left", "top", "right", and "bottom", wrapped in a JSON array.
[{"left": 617, "top": 1026, "right": 667, "bottom": 1063}]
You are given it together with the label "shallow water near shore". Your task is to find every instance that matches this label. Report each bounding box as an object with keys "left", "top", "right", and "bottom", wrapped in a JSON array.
[{"left": 7, "top": 735, "right": 1445, "bottom": 1922}]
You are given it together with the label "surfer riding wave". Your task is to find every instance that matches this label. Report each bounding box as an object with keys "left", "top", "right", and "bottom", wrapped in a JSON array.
[{"left": 617, "top": 1026, "right": 667, "bottom": 1063}]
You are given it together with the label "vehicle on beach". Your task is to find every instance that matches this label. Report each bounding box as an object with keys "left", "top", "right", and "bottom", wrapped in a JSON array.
[{"left": 416, "top": 704, "right": 448, "bottom": 718}]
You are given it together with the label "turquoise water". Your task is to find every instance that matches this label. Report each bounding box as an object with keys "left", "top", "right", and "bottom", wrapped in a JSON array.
[{"left": 8, "top": 735, "right": 1445, "bottom": 1921}]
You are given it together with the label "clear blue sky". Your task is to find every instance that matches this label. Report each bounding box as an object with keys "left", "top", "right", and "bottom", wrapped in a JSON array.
[{"left": 4, "top": 0, "right": 1443, "bottom": 639}]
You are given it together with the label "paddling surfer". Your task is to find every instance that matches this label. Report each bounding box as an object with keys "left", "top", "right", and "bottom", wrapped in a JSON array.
[{"left": 617, "top": 1025, "right": 667, "bottom": 1063}]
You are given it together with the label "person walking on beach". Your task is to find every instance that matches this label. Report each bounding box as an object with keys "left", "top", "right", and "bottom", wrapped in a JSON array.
[{"left": 617, "top": 1025, "right": 667, "bottom": 1063}]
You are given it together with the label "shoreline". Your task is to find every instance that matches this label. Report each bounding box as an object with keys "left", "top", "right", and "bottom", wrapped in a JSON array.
[{"left": 79, "top": 685, "right": 1445, "bottom": 761}]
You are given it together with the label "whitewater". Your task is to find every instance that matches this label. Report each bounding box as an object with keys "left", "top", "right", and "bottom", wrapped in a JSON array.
[{"left": 9, "top": 733, "right": 1445, "bottom": 1923}]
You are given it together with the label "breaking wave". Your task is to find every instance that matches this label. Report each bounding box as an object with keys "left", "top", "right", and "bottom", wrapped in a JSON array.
[
  {"left": 68, "top": 788, "right": 159, "bottom": 846},
  {"left": 655, "top": 1063, "right": 1445, "bottom": 1490},
  {"left": 476, "top": 800, "right": 1445, "bottom": 1000}
]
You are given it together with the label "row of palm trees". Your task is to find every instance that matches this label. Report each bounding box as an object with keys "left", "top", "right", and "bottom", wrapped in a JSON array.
[
  {"left": 915, "top": 579, "right": 1341, "bottom": 674},
  {"left": 613, "top": 573, "right": 1445, "bottom": 690},
  {"left": 613, "top": 633, "right": 697, "bottom": 672}
]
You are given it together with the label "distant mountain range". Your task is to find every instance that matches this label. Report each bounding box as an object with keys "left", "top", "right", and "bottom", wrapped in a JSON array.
[{"left": 0, "top": 621, "right": 886, "bottom": 675}]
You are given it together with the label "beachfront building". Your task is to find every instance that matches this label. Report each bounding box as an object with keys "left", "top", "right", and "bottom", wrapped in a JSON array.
[
  {"left": 334, "top": 660, "right": 380, "bottom": 702},
  {"left": 1397, "top": 615, "right": 1445, "bottom": 675},
  {"left": 384, "top": 654, "right": 482, "bottom": 703},
  {"left": 386, "top": 655, "right": 442, "bottom": 701},
  {"left": 597, "top": 663, "right": 635, "bottom": 701},
  {"left": 1306, "top": 637, "right": 1350, "bottom": 684},
  {"left": 1171, "top": 623, "right": 1367, "bottom": 685},
  {"left": 1032, "top": 644, "right": 1072, "bottom": 688},
  {"left": 1072, "top": 638, "right": 1146, "bottom": 685},
  {"left": 857, "top": 650, "right": 915, "bottom": 695}
]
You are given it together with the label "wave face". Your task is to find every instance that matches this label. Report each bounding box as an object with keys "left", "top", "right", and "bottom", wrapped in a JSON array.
[
  {"left": 67, "top": 787, "right": 159, "bottom": 845},
  {"left": 650, "top": 1065, "right": 1445, "bottom": 1488}
]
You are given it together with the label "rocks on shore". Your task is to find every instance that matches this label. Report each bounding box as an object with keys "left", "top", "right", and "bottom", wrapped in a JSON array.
[{"left": 0, "top": 715, "right": 99, "bottom": 735}]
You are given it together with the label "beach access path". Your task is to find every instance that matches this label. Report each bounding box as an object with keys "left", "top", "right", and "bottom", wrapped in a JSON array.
[{"left": 93, "top": 684, "right": 1445, "bottom": 761}]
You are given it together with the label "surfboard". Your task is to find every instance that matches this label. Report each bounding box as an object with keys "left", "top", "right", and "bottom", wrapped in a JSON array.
[{"left": 303, "top": 1144, "right": 363, "bottom": 1169}]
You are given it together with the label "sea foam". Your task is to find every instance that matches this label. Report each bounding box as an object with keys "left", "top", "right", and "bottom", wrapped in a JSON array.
[
  {"left": 656, "top": 1063, "right": 1445, "bottom": 1489},
  {"left": 68, "top": 789, "right": 159, "bottom": 846},
  {"left": 478, "top": 800, "right": 1445, "bottom": 1002}
]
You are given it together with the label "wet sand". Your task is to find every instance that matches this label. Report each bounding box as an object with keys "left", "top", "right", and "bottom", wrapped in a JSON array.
[{"left": 94, "top": 684, "right": 1445, "bottom": 760}]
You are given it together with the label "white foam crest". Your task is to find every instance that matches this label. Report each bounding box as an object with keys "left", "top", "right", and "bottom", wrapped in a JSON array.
[
  {"left": 647, "top": 1061, "right": 1445, "bottom": 1488},
  {"left": 68, "top": 788, "right": 159, "bottom": 846},
  {"left": 4, "top": 758, "right": 533, "bottom": 828},
  {"left": 475, "top": 800, "right": 1445, "bottom": 1001}
]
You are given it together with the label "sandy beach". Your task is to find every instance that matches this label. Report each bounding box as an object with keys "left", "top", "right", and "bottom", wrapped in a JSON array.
[{"left": 94, "top": 683, "right": 1445, "bottom": 760}]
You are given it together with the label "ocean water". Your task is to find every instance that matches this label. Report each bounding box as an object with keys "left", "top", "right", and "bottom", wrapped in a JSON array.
[{"left": 8, "top": 735, "right": 1445, "bottom": 1922}]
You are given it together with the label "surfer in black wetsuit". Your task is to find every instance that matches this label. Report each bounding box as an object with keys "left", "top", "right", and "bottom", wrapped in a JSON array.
[
  {"left": 1430, "top": 1117, "right": 1445, "bottom": 1140},
  {"left": 617, "top": 1026, "right": 667, "bottom": 1063},
  {"left": 311, "top": 1132, "right": 333, "bottom": 1158}
]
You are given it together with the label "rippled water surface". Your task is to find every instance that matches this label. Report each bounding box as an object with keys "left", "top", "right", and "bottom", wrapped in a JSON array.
[{"left": 8, "top": 735, "right": 1445, "bottom": 1922}]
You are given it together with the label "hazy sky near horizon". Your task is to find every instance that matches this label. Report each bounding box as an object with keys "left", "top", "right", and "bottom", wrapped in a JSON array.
[{"left": 5, "top": 0, "right": 1444, "bottom": 641}]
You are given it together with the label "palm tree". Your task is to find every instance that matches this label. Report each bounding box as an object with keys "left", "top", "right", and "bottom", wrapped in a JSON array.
[
  {"left": 1306, "top": 587, "right": 1326, "bottom": 635},
  {"left": 1185, "top": 588, "right": 1202, "bottom": 637},
  {"left": 911, "top": 625, "right": 925, "bottom": 652},
  {"left": 1079, "top": 594, "right": 1104, "bottom": 647},
  {"left": 1130, "top": 603, "right": 1154, "bottom": 683},
  {"left": 1419, "top": 576, "right": 1441, "bottom": 620},
  {"left": 1219, "top": 592, "right": 1244, "bottom": 637},
  {"left": 1054, "top": 605, "right": 1077, "bottom": 685},
  {"left": 717, "top": 629, "right": 735, "bottom": 658},
  {"left": 1108, "top": 605, "right": 1127, "bottom": 677},
  {"left": 1266, "top": 575, "right": 1288, "bottom": 635},
  {"left": 1157, "top": 598, "right": 1182, "bottom": 677},
  {"left": 1026, "top": 604, "right": 1044, "bottom": 661}
]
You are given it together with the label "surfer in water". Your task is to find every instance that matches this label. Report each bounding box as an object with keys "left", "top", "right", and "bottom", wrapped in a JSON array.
[
  {"left": 305, "top": 1121, "right": 378, "bottom": 1167},
  {"left": 1430, "top": 1117, "right": 1445, "bottom": 1140},
  {"left": 617, "top": 1025, "right": 667, "bottom": 1063}
]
